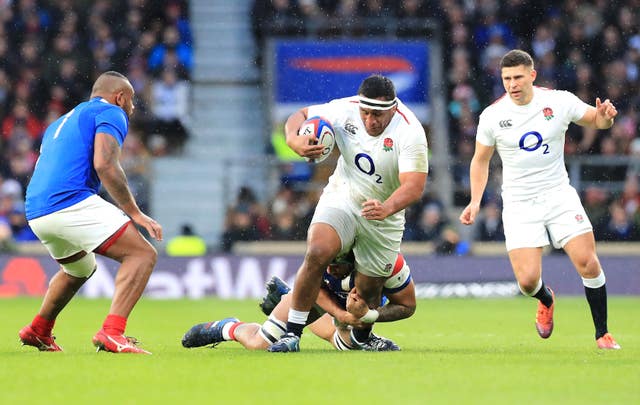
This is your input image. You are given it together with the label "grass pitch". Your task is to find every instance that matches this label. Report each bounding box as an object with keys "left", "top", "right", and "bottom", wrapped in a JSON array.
[{"left": 1, "top": 296, "right": 638, "bottom": 404}]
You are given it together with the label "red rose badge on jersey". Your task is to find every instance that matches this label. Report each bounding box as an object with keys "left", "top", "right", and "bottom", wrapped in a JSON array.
[
  {"left": 383, "top": 137, "right": 394, "bottom": 152},
  {"left": 543, "top": 107, "right": 554, "bottom": 120}
]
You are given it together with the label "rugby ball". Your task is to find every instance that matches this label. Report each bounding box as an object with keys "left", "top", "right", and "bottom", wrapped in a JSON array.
[{"left": 298, "top": 116, "right": 335, "bottom": 163}]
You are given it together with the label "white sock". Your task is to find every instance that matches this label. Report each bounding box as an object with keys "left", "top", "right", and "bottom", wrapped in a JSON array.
[
  {"left": 288, "top": 309, "right": 309, "bottom": 325},
  {"left": 582, "top": 270, "right": 606, "bottom": 288}
]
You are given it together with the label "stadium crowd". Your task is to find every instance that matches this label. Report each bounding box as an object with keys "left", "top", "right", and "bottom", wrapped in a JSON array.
[
  {"left": 223, "top": 0, "right": 640, "bottom": 253},
  {"left": 0, "top": 1, "right": 639, "bottom": 252},
  {"left": 0, "top": 0, "right": 192, "bottom": 251}
]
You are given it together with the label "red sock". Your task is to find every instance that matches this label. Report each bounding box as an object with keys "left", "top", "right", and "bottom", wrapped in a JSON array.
[
  {"left": 228, "top": 322, "right": 244, "bottom": 341},
  {"left": 32, "top": 314, "right": 55, "bottom": 336},
  {"left": 102, "top": 314, "right": 127, "bottom": 335}
]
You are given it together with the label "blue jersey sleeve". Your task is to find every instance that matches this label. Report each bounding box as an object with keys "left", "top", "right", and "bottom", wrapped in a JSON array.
[{"left": 95, "top": 108, "right": 128, "bottom": 145}]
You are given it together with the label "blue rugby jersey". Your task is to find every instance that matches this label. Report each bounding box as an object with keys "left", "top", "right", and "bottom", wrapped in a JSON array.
[{"left": 25, "top": 97, "right": 128, "bottom": 220}]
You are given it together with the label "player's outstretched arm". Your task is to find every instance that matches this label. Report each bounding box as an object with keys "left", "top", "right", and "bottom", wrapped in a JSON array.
[
  {"left": 94, "top": 132, "right": 162, "bottom": 240},
  {"left": 576, "top": 97, "right": 618, "bottom": 129}
]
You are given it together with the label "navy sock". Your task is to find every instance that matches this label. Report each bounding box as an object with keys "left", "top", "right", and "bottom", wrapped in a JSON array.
[
  {"left": 351, "top": 327, "right": 372, "bottom": 343},
  {"left": 286, "top": 322, "right": 304, "bottom": 338},
  {"left": 533, "top": 281, "right": 553, "bottom": 308}
]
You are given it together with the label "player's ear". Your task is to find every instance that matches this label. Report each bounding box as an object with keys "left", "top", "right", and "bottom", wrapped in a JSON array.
[{"left": 114, "top": 91, "right": 124, "bottom": 108}]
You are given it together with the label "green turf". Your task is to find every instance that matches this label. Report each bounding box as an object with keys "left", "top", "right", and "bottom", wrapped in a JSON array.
[{"left": 1, "top": 296, "right": 638, "bottom": 404}]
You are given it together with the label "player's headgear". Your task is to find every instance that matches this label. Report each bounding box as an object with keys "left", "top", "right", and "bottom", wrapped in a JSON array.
[{"left": 358, "top": 74, "right": 398, "bottom": 110}]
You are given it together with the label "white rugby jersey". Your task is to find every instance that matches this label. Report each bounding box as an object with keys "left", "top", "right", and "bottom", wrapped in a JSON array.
[
  {"left": 308, "top": 96, "right": 428, "bottom": 225},
  {"left": 476, "top": 87, "right": 589, "bottom": 202}
]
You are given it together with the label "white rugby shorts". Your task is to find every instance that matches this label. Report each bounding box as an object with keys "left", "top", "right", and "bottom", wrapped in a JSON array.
[
  {"left": 311, "top": 192, "right": 403, "bottom": 278},
  {"left": 502, "top": 184, "right": 592, "bottom": 251},
  {"left": 28, "top": 194, "right": 130, "bottom": 259}
]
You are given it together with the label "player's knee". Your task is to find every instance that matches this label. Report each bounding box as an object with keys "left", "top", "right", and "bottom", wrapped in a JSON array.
[
  {"left": 62, "top": 253, "right": 97, "bottom": 279},
  {"left": 576, "top": 255, "right": 601, "bottom": 278},
  {"left": 304, "top": 244, "right": 334, "bottom": 269},
  {"left": 139, "top": 245, "right": 158, "bottom": 270},
  {"left": 517, "top": 278, "right": 539, "bottom": 295}
]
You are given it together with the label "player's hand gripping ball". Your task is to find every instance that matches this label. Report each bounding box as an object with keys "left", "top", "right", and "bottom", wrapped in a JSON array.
[{"left": 298, "top": 116, "right": 335, "bottom": 163}]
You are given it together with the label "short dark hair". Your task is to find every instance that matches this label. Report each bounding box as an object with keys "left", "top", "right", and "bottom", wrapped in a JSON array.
[
  {"left": 358, "top": 74, "right": 396, "bottom": 100},
  {"left": 500, "top": 49, "right": 534, "bottom": 69}
]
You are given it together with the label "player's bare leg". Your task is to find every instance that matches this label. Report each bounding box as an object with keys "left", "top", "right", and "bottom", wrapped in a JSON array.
[
  {"left": 92, "top": 224, "right": 156, "bottom": 354},
  {"left": 508, "top": 247, "right": 555, "bottom": 338},
  {"left": 38, "top": 251, "right": 93, "bottom": 320},
  {"left": 19, "top": 252, "right": 92, "bottom": 352},
  {"left": 269, "top": 223, "right": 341, "bottom": 353},
  {"left": 564, "top": 232, "right": 620, "bottom": 349}
]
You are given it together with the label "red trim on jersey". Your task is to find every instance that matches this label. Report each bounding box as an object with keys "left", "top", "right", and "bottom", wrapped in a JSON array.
[
  {"left": 395, "top": 108, "right": 410, "bottom": 124},
  {"left": 94, "top": 221, "right": 131, "bottom": 254},
  {"left": 491, "top": 93, "right": 507, "bottom": 105},
  {"left": 390, "top": 253, "right": 405, "bottom": 276}
]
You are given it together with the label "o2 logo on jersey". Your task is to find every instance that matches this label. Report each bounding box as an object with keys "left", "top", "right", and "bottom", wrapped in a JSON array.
[
  {"left": 519, "top": 131, "right": 549, "bottom": 154},
  {"left": 355, "top": 153, "right": 383, "bottom": 184}
]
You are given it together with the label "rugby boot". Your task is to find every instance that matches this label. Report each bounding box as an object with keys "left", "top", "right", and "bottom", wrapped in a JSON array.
[
  {"left": 19, "top": 324, "right": 63, "bottom": 352},
  {"left": 596, "top": 333, "right": 621, "bottom": 350},
  {"left": 260, "top": 276, "right": 291, "bottom": 316},
  {"left": 267, "top": 332, "right": 300, "bottom": 352},
  {"left": 181, "top": 317, "right": 239, "bottom": 348},
  {"left": 92, "top": 330, "right": 151, "bottom": 354},
  {"left": 535, "top": 287, "right": 555, "bottom": 339}
]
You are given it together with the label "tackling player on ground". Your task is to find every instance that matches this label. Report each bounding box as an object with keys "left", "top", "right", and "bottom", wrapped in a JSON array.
[
  {"left": 459, "top": 49, "right": 620, "bottom": 349},
  {"left": 181, "top": 252, "right": 415, "bottom": 351}
]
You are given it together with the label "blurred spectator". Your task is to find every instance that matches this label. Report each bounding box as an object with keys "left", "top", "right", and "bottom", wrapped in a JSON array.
[
  {"left": 405, "top": 202, "right": 447, "bottom": 241},
  {"left": 583, "top": 186, "right": 611, "bottom": 238},
  {"left": 251, "top": 0, "right": 303, "bottom": 65},
  {"left": 474, "top": 200, "right": 504, "bottom": 241},
  {"left": 148, "top": 25, "right": 192, "bottom": 78},
  {"left": 220, "top": 186, "right": 270, "bottom": 252},
  {"left": 1, "top": 101, "right": 44, "bottom": 141},
  {"left": 603, "top": 201, "right": 638, "bottom": 241},
  {"left": 166, "top": 223, "right": 207, "bottom": 256},
  {"left": 148, "top": 67, "right": 190, "bottom": 152}
]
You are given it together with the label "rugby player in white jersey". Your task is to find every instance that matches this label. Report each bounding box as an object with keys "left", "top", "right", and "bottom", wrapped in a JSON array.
[
  {"left": 18, "top": 72, "right": 162, "bottom": 354},
  {"left": 459, "top": 49, "right": 620, "bottom": 349},
  {"left": 268, "top": 75, "right": 428, "bottom": 352}
]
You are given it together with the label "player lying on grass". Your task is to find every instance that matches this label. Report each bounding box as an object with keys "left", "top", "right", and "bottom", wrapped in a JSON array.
[{"left": 181, "top": 252, "right": 416, "bottom": 351}]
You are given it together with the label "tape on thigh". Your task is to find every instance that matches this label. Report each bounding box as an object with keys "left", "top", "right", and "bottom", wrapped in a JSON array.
[{"left": 62, "top": 252, "right": 97, "bottom": 278}]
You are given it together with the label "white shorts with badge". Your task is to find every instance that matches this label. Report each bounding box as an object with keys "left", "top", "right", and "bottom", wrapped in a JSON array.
[
  {"left": 311, "top": 192, "right": 403, "bottom": 278},
  {"left": 28, "top": 194, "right": 130, "bottom": 260},
  {"left": 502, "top": 184, "right": 592, "bottom": 251}
]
